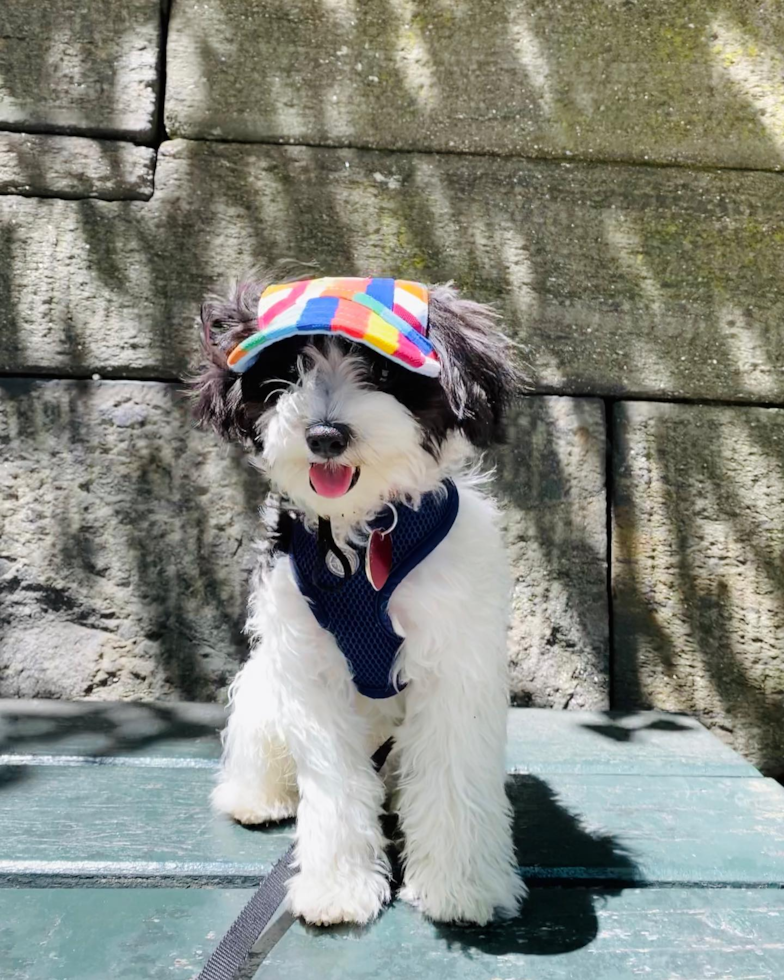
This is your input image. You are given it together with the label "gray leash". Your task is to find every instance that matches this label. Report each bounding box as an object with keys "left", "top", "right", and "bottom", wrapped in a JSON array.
[{"left": 197, "top": 737, "right": 395, "bottom": 980}]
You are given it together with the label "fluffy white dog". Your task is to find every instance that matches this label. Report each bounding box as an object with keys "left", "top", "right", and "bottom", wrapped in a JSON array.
[{"left": 192, "top": 273, "right": 525, "bottom": 927}]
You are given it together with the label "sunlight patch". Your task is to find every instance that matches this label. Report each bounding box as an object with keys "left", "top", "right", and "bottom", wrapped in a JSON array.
[{"left": 709, "top": 15, "right": 784, "bottom": 161}]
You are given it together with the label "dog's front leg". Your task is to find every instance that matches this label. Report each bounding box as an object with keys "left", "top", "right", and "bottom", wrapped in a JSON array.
[
  {"left": 211, "top": 651, "right": 299, "bottom": 826},
  {"left": 392, "top": 519, "right": 526, "bottom": 928},
  {"left": 285, "top": 696, "right": 391, "bottom": 926},
  {"left": 248, "top": 559, "right": 391, "bottom": 925},
  {"left": 395, "top": 657, "right": 525, "bottom": 924}
]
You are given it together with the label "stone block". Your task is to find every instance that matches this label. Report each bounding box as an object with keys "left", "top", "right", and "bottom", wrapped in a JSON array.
[
  {"left": 0, "top": 379, "right": 262, "bottom": 701},
  {"left": 494, "top": 397, "right": 609, "bottom": 709},
  {"left": 1, "top": 140, "right": 782, "bottom": 406},
  {"left": 0, "top": 134, "right": 155, "bottom": 200},
  {"left": 612, "top": 401, "right": 784, "bottom": 776},
  {"left": 165, "top": 0, "right": 784, "bottom": 170},
  {"left": 0, "top": 0, "right": 161, "bottom": 141}
]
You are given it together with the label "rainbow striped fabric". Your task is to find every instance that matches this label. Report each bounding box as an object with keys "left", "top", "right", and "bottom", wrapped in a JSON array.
[{"left": 226, "top": 277, "right": 439, "bottom": 377}]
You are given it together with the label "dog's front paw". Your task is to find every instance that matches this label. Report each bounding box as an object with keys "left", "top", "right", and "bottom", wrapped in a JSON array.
[
  {"left": 400, "top": 870, "right": 526, "bottom": 925},
  {"left": 211, "top": 779, "right": 298, "bottom": 826},
  {"left": 287, "top": 866, "right": 391, "bottom": 926}
]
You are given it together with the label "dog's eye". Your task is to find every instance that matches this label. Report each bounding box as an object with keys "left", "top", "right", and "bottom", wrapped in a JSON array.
[{"left": 376, "top": 364, "right": 391, "bottom": 387}]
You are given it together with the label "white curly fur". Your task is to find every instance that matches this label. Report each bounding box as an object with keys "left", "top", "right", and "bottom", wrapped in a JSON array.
[{"left": 212, "top": 339, "right": 525, "bottom": 926}]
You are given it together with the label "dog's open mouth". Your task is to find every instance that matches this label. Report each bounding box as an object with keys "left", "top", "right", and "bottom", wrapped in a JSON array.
[{"left": 309, "top": 463, "right": 359, "bottom": 498}]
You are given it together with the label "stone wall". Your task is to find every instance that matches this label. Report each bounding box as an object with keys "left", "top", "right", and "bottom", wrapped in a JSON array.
[
  {"left": 613, "top": 403, "right": 784, "bottom": 775},
  {"left": 1, "top": 0, "right": 782, "bottom": 773}
]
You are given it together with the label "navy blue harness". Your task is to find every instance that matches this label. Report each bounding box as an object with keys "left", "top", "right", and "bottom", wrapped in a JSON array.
[{"left": 290, "top": 481, "right": 459, "bottom": 698}]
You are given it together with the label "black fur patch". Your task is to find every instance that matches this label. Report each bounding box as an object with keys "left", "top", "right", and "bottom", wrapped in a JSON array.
[
  {"left": 186, "top": 274, "right": 308, "bottom": 448},
  {"left": 427, "top": 285, "right": 522, "bottom": 447},
  {"left": 272, "top": 505, "right": 294, "bottom": 555}
]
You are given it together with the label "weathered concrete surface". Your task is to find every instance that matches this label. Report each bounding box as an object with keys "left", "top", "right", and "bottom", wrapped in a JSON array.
[
  {"left": 2, "top": 140, "right": 783, "bottom": 404},
  {"left": 0, "top": 380, "right": 262, "bottom": 701},
  {"left": 494, "top": 397, "right": 608, "bottom": 709},
  {"left": 0, "top": 380, "right": 607, "bottom": 708},
  {"left": 613, "top": 401, "right": 784, "bottom": 776},
  {"left": 165, "top": 0, "right": 784, "bottom": 171},
  {"left": 0, "top": 0, "right": 161, "bottom": 141},
  {"left": 0, "top": 134, "right": 155, "bottom": 200}
]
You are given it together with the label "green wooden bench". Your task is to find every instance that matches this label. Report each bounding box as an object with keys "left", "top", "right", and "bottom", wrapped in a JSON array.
[{"left": 1, "top": 700, "right": 782, "bottom": 979}]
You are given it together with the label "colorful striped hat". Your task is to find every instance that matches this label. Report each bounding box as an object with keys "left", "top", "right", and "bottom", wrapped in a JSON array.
[{"left": 226, "top": 277, "right": 439, "bottom": 378}]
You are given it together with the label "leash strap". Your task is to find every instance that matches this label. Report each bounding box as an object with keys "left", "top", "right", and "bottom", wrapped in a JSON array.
[
  {"left": 197, "top": 737, "right": 395, "bottom": 980},
  {"left": 197, "top": 841, "right": 297, "bottom": 980}
]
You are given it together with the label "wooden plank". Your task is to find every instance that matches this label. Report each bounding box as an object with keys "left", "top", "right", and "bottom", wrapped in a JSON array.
[
  {"left": 0, "top": 700, "right": 224, "bottom": 765},
  {"left": 509, "top": 774, "right": 784, "bottom": 887},
  {"left": 165, "top": 0, "right": 784, "bottom": 173},
  {"left": 0, "top": 887, "right": 257, "bottom": 980},
  {"left": 0, "top": 765, "right": 290, "bottom": 886},
  {"left": 0, "top": 702, "right": 758, "bottom": 777},
  {"left": 0, "top": 763, "right": 781, "bottom": 887},
  {"left": 506, "top": 709, "right": 761, "bottom": 778},
  {"left": 258, "top": 889, "right": 784, "bottom": 980},
  {"left": 3, "top": 140, "right": 784, "bottom": 407},
  {"left": 2, "top": 888, "right": 784, "bottom": 980}
]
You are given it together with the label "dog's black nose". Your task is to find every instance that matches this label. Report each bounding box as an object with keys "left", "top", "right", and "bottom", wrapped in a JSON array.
[{"left": 306, "top": 422, "right": 352, "bottom": 459}]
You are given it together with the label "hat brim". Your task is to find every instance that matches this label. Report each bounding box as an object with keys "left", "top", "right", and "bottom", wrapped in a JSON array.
[{"left": 228, "top": 300, "right": 441, "bottom": 378}]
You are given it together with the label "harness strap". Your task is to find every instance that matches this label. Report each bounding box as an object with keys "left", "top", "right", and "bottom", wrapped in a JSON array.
[
  {"left": 316, "top": 515, "right": 353, "bottom": 586},
  {"left": 196, "top": 737, "right": 395, "bottom": 980}
]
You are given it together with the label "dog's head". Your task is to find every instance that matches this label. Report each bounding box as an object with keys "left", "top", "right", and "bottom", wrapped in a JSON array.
[{"left": 190, "top": 274, "right": 520, "bottom": 521}]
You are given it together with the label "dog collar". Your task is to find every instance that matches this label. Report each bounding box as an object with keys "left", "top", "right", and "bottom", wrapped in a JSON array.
[{"left": 227, "top": 277, "right": 440, "bottom": 378}]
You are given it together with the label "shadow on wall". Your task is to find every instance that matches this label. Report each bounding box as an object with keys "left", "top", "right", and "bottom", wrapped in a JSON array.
[
  {"left": 0, "top": 379, "right": 264, "bottom": 702},
  {"left": 0, "top": 384, "right": 608, "bottom": 711},
  {"left": 0, "top": 0, "right": 163, "bottom": 141},
  {"left": 1, "top": 1, "right": 783, "bottom": 397},
  {"left": 165, "top": 0, "right": 784, "bottom": 170},
  {"left": 491, "top": 397, "right": 609, "bottom": 710},
  {"left": 612, "top": 402, "right": 784, "bottom": 778},
  {"left": 0, "top": 1, "right": 782, "bottom": 770}
]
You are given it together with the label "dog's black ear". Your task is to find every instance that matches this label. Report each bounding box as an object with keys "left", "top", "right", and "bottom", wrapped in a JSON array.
[
  {"left": 186, "top": 280, "right": 265, "bottom": 446},
  {"left": 427, "top": 285, "right": 523, "bottom": 447}
]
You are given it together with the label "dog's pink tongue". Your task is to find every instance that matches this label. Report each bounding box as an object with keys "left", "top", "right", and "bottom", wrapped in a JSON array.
[{"left": 309, "top": 463, "right": 355, "bottom": 498}]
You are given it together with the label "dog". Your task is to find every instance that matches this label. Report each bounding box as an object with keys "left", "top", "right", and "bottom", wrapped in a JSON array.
[{"left": 191, "top": 274, "right": 525, "bottom": 927}]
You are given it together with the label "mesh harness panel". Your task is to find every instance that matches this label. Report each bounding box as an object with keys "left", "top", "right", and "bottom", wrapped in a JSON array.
[{"left": 290, "top": 480, "right": 459, "bottom": 698}]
